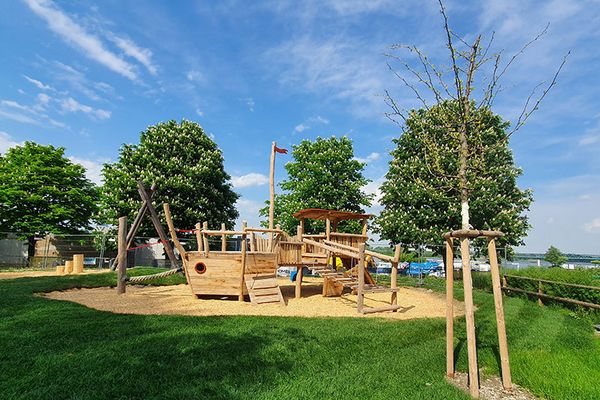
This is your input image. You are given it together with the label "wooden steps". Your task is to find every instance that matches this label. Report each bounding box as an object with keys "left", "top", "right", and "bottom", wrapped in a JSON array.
[{"left": 244, "top": 274, "right": 285, "bottom": 305}]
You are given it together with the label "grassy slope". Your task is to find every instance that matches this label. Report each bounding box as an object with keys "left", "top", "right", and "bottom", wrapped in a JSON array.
[{"left": 0, "top": 270, "right": 598, "bottom": 399}]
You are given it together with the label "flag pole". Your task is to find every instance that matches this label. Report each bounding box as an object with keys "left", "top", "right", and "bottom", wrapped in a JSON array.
[{"left": 268, "top": 141, "right": 276, "bottom": 247}]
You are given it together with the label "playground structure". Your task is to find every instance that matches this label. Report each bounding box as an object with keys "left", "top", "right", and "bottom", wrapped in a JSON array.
[{"left": 110, "top": 140, "right": 514, "bottom": 396}]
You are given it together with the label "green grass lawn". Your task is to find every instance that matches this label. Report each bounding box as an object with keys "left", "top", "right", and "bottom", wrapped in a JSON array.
[{"left": 0, "top": 269, "right": 599, "bottom": 399}]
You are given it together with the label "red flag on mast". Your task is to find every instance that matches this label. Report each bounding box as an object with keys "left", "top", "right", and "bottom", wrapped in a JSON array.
[{"left": 274, "top": 145, "right": 288, "bottom": 154}]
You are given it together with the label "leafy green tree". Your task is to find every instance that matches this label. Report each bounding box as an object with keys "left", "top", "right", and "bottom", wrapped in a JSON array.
[
  {"left": 260, "top": 136, "right": 372, "bottom": 234},
  {"left": 0, "top": 142, "right": 99, "bottom": 255},
  {"left": 99, "top": 120, "right": 238, "bottom": 235},
  {"left": 377, "top": 101, "right": 532, "bottom": 251},
  {"left": 545, "top": 246, "right": 567, "bottom": 267}
]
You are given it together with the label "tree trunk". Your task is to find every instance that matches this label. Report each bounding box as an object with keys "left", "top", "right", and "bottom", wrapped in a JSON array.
[{"left": 27, "top": 235, "right": 36, "bottom": 267}]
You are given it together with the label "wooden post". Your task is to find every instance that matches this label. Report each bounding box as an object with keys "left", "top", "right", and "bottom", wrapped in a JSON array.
[
  {"left": 117, "top": 216, "right": 127, "bottom": 294},
  {"left": 268, "top": 141, "right": 276, "bottom": 248},
  {"left": 202, "top": 221, "right": 209, "bottom": 256},
  {"left": 445, "top": 238, "right": 455, "bottom": 378},
  {"left": 195, "top": 222, "right": 203, "bottom": 252},
  {"left": 221, "top": 223, "right": 227, "bottom": 251},
  {"left": 249, "top": 232, "right": 256, "bottom": 252},
  {"left": 295, "top": 225, "right": 303, "bottom": 299},
  {"left": 538, "top": 280, "right": 543, "bottom": 306},
  {"left": 488, "top": 238, "right": 512, "bottom": 391},
  {"left": 357, "top": 243, "right": 366, "bottom": 314},
  {"left": 136, "top": 181, "right": 178, "bottom": 268},
  {"left": 239, "top": 221, "right": 248, "bottom": 301},
  {"left": 73, "top": 254, "right": 84, "bottom": 274},
  {"left": 125, "top": 183, "right": 157, "bottom": 249},
  {"left": 361, "top": 218, "right": 368, "bottom": 236},
  {"left": 391, "top": 244, "right": 401, "bottom": 307},
  {"left": 325, "top": 218, "right": 331, "bottom": 241},
  {"left": 460, "top": 237, "right": 479, "bottom": 398}
]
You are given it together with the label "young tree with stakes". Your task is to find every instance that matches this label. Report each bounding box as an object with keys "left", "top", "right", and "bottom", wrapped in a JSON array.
[{"left": 380, "top": 2, "right": 569, "bottom": 397}]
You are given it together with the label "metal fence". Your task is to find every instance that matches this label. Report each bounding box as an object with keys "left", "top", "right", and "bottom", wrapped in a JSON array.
[{"left": 0, "top": 232, "right": 246, "bottom": 270}]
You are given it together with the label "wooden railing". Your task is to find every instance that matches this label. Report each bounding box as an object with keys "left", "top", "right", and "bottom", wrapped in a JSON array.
[{"left": 502, "top": 274, "right": 600, "bottom": 310}]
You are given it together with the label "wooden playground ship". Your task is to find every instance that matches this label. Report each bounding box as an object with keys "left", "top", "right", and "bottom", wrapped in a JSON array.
[{"left": 116, "top": 142, "right": 402, "bottom": 314}]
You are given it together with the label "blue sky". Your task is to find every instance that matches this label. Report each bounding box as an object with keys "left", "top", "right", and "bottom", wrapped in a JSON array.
[{"left": 0, "top": 0, "right": 599, "bottom": 253}]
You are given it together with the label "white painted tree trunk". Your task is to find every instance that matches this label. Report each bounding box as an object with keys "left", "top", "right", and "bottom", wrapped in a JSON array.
[{"left": 461, "top": 200, "right": 470, "bottom": 230}]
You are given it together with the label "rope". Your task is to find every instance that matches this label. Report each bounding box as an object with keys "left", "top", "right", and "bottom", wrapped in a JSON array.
[
  {"left": 176, "top": 228, "right": 198, "bottom": 233},
  {"left": 128, "top": 240, "right": 168, "bottom": 251},
  {"left": 126, "top": 267, "right": 183, "bottom": 283}
]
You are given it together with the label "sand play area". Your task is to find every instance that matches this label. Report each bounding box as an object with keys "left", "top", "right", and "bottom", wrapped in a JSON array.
[{"left": 41, "top": 277, "right": 464, "bottom": 320}]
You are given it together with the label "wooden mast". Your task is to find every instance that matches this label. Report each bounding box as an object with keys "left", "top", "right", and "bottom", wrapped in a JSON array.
[{"left": 268, "top": 141, "right": 276, "bottom": 248}]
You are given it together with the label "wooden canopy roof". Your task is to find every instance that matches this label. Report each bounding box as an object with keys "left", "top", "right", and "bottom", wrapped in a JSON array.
[{"left": 292, "top": 208, "right": 372, "bottom": 222}]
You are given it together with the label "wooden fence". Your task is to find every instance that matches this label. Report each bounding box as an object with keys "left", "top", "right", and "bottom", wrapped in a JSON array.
[{"left": 502, "top": 274, "right": 600, "bottom": 310}]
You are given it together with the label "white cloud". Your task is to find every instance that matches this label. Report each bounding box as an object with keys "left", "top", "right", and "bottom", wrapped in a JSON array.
[
  {"left": 37, "top": 93, "right": 51, "bottom": 105},
  {"left": 579, "top": 134, "right": 600, "bottom": 146},
  {"left": 23, "top": 75, "right": 52, "bottom": 90},
  {"left": 68, "top": 156, "right": 105, "bottom": 185},
  {"left": 363, "top": 176, "right": 385, "bottom": 205},
  {"left": 241, "top": 97, "right": 255, "bottom": 112},
  {"left": 0, "top": 132, "right": 21, "bottom": 154},
  {"left": 265, "top": 36, "right": 392, "bottom": 117},
  {"left": 0, "top": 100, "right": 33, "bottom": 113},
  {"left": 231, "top": 173, "right": 269, "bottom": 188},
  {"left": 186, "top": 70, "right": 205, "bottom": 83},
  {"left": 60, "top": 97, "right": 111, "bottom": 120},
  {"left": 294, "top": 123, "right": 309, "bottom": 133},
  {"left": 293, "top": 115, "right": 330, "bottom": 134},
  {"left": 24, "top": 0, "right": 137, "bottom": 81},
  {"left": 354, "top": 152, "right": 380, "bottom": 164},
  {"left": 109, "top": 34, "right": 158, "bottom": 75},
  {"left": 235, "top": 198, "right": 263, "bottom": 228},
  {"left": 0, "top": 109, "right": 39, "bottom": 125},
  {"left": 584, "top": 218, "right": 600, "bottom": 233},
  {"left": 195, "top": 108, "right": 204, "bottom": 117}
]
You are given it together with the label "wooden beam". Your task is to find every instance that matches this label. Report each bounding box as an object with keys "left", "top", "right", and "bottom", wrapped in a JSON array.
[
  {"left": 445, "top": 238, "right": 455, "bottom": 378},
  {"left": 245, "top": 227, "right": 283, "bottom": 233},
  {"left": 357, "top": 243, "right": 366, "bottom": 314},
  {"left": 361, "top": 218, "right": 368, "bottom": 236},
  {"left": 391, "top": 244, "right": 400, "bottom": 308},
  {"left": 460, "top": 237, "right": 479, "bottom": 398},
  {"left": 322, "top": 240, "right": 395, "bottom": 263},
  {"left": 162, "top": 203, "right": 186, "bottom": 256},
  {"left": 202, "top": 221, "right": 209, "bottom": 257},
  {"left": 325, "top": 218, "right": 331, "bottom": 241},
  {"left": 295, "top": 225, "right": 303, "bottom": 299},
  {"left": 136, "top": 181, "right": 179, "bottom": 269},
  {"left": 443, "top": 229, "right": 504, "bottom": 239},
  {"left": 221, "top": 223, "right": 227, "bottom": 251},
  {"left": 239, "top": 221, "right": 248, "bottom": 302},
  {"left": 125, "top": 183, "right": 156, "bottom": 249},
  {"left": 488, "top": 238, "right": 512, "bottom": 391},
  {"left": 303, "top": 238, "right": 359, "bottom": 259},
  {"left": 116, "top": 216, "right": 127, "bottom": 294},
  {"left": 195, "top": 222, "right": 203, "bottom": 252}
]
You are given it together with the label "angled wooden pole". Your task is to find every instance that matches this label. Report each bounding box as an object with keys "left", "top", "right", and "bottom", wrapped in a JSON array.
[
  {"left": 136, "top": 181, "right": 178, "bottom": 269},
  {"left": 126, "top": 183, "right": 157, "bottom": 248},
  {"left": 488, "top": 238, "right": 512, "bottom": 390},
  {"left": 460, "top": 237, "right": 479, "bottom": 398},
  {"left": 239, "top": 221, "right": 248, "bottom": 302},
  {"left": 446, "top": 238, "right": 455, "bottom": 378},
  {"left": 117, "top": 216, "right": 127, "bottom": 294}
]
